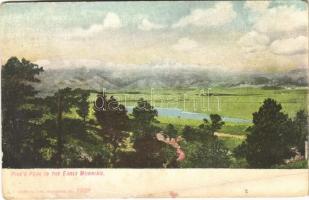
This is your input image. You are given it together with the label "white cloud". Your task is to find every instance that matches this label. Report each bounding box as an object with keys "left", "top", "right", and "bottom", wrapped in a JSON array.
[
  {"left": 172, "top": 38, "right": 199, "bottom": 52},
  {"left": 73, "top": 12, "right": 122, "bottom": 36},
  {"left": 270, "top": 36, "right": 308, "bottom": 55},
  {"left": 238, "top": 31, "right": 270, "bottom": 53},
  {"left": 138, "top": 18, "right": 166, "bottom": 31},
  {"left": 244, "top": 1, "right": 270, "bottom": 13},
  {"left": 103, "top": 12, "right": 122, "bottom": 29},
  {"left": 35, "top": 59, "right": 103, "bottom": 69},
  {"left": 239, "top": 3, "right": 308, "bottom": 62},
  {"left": 172, "top": 2, "right": 236, "bottom": 28},
  {"left": 253, "top": 6, "right": 307, "bottom": 35}
]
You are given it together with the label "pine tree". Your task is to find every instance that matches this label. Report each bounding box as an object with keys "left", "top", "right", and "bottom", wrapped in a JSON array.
[
  {"left": 2, "top": 57, "right": 44, "bottom": 167},
  {"left": 236, "top": 98, "right": 295, "bottom": 168},
  {"left": 94, "top": 94, "right": 129, "bottom": 167}
]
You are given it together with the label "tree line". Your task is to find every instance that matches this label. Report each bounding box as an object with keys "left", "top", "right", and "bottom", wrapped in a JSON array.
[{"left": 2, "top": 57, "right": 308, "bottom": 168}]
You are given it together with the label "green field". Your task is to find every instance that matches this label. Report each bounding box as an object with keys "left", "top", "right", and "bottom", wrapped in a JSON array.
[
  {"left": 84, "top": 87, "right": 308, "bottom": 137},
  {"left": 89, "top": 87, "right": 308, "bottom": 120}
]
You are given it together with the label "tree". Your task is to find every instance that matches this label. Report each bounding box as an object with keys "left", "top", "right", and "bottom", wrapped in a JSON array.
[
  {"left": 180, "top": 116, "right": 230, "bottom": 168},
  {"left": 94, "top": 94, "right": 129, "bottom": 167},
  {"left": 181, "top": 139, "right": 231, "bottom": 168},
  {"left": 235, "top": 98, "right": 295, "bottom": 168},
  {"left": 2, "top": 57, "right": 44, "bottom": 167},
  {"left": 45, "top": 87, "right": 86, "bottom": 167},
  {"left": 165, "top": 124, "right": 178, "bottom": 137},
  {"left": 132, "top": 98, "right": 158, "bottom": 133},
  {"left": 75, "top": 89, "right": 90, "bottom": 122},
  {"left": 292, "top": 110, "right": 308, "bottom": 155},
  {"left": 128, "top": 133, "right": 169, "bottom": 168},
  {"left": 208, "top": 114, "right": 225, "bottom": 134},
  {"left": 183, "top": 114, "right": 224, "bottom": 141},
  {"left": 119, "top": 99, "right": 172, "bottom": 168}
]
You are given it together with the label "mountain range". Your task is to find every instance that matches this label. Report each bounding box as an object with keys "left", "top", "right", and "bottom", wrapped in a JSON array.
[{"left": 33, "top": 61, "right": 308, "bottom": 96}]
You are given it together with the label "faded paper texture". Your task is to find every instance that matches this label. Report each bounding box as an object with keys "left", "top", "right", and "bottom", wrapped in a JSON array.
[
  {"left": 2, "top": 169, "right": 309, "bottom": 198},
  {"left": 1, "top": 0, "right": 309, "bottom": 198}
]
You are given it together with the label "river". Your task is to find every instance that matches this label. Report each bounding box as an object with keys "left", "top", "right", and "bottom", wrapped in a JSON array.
[{"left": 126, "top": 107, "right": 251, "bottom": 123}]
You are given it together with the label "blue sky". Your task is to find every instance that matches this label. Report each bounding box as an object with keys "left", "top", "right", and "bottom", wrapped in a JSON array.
[{"left": 0, "top": 1, "right": 308, "bottom": 72}]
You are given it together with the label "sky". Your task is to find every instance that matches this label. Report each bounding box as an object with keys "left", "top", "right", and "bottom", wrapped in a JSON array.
[{"left": 0, "top": 0, "right": 308, "bottom": 72}]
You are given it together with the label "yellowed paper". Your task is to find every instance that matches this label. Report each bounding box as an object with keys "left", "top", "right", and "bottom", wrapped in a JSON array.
[
  {"left": 2, "top": 169, "right": 309, "bottom": 198},
  {"left": 1, "top": 0, "right": 308, "bottom": 198}
]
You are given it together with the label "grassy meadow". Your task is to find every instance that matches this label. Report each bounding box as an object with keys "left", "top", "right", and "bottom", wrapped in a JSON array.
[{"left": 88, "top": 87, "right": 307, "bottom": 120}]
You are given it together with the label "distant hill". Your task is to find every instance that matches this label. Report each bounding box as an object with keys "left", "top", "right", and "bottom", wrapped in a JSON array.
[{"left": 33, "top": 62, "right": 308, "bottom": 95}]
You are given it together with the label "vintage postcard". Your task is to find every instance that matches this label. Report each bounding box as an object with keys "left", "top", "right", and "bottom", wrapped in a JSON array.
[{"left": 1, "top": 0, "right": 308, "bottom": 198}]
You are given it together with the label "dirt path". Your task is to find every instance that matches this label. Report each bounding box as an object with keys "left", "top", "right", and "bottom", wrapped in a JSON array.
[{"left": 214, "top": 132, "right": 246, "bottom": 139}]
